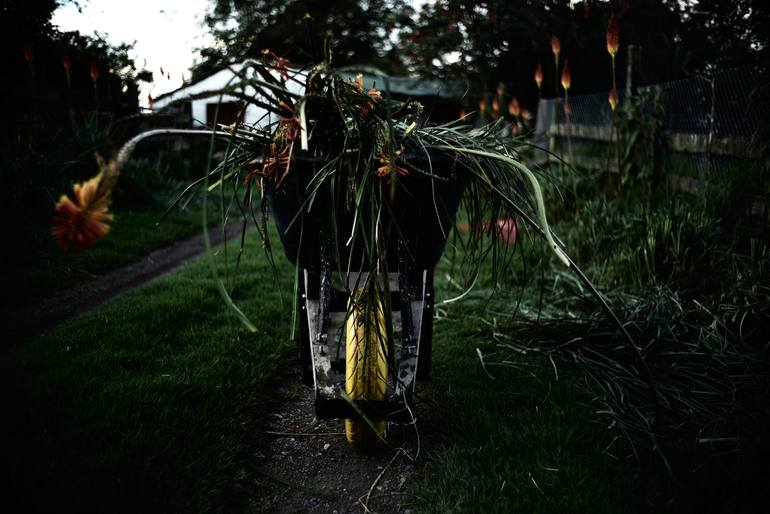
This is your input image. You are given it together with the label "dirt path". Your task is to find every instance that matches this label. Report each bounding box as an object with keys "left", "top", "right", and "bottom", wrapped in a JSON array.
[
  {"left": 4, "top": 222, "right": 430, "bottom": 512},
  {"left": 255, "top": 368, "right": 422, "bottom": 514},
  {"left": 3, "top": 222, "right": 245, "bottom": 346}
]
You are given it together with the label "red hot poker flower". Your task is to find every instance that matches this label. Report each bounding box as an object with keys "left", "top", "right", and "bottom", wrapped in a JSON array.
[
  {"left": 90, "top": 63, "right": 99, "bottom": 84},
  {"left": 534, "top": 63, "right": 543, "bottom": 89},
  {"left": 508, "top": 97, "right": 521, "bottom": 117},
  {"left": 551, "top": 35, "right": 561, "bottom": 57},
  {"left": 496, "top": 83, "right": 505, "bottom": 97},
  {"left": 561, "top": 60, "right": 571, "bottom": 91},
  {"left": 608, "top": 88, "right": 618, "bottom": 111},
  {"left": 52, "top": 157, "right": 118, "bottom": 252},
  {"left": 606, "top": 14, "right": 620, "bottom": 57}
]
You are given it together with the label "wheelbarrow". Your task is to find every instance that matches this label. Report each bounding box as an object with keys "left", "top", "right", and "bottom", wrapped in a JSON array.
[{"left": 267, "top": 149, "right": 465, "bottom": 449}]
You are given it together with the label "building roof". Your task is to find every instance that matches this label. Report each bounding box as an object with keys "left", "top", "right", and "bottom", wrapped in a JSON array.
[{"left": 153, "top": 62, "right": 464, "bottom": 110}]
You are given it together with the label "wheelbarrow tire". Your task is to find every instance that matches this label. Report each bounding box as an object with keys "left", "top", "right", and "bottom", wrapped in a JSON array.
[{"left": 345, "top": 293, "right": 388, "bottom": 450}]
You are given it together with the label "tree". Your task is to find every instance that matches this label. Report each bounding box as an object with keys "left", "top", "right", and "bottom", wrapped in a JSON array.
[
  {"left": 192, "top": 0, "right": 415, "bottom": 80},
  {"left": 1, "top": 0, "right": 150, "bottom": 219},
  {"left": 401, "top": 0, "right": 767, "bottom": 113}
]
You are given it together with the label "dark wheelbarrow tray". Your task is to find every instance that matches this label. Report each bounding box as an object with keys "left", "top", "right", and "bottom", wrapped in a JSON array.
[{"left": 267, "top": 149, "right": 466, "bottom": 422}]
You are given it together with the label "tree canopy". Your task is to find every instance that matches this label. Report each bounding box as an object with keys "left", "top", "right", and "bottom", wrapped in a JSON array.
[
  {"left": 193, "top": 0, "right": 416, "bottom": 80},
  {"left": 195, "top": 0, "right": 769, "bottom": 114}
]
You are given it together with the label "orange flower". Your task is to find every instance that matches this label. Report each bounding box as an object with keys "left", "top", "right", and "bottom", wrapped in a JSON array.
[
  {"left": 496, "top": 82, "right": 505, "bottom": 97},
  {"left": 534, "top": 63, "right": 543, "bottom": 89},
  {"left": 608, "top": 88, "right": 618, "bottom": 111},
  {"left": 260, "top": 144, "right": 293, "bottom": 183},
  {"left": 491, "top": 97, "right": 500, "bottom": 113},
  {"left": 508, "top": 97, "right": 520, "bottom": 117},
  {"left": 62, "top": 55, "right": 71, "bottom": 70},
  {"left": 262, "top": 49, "right": 290, "bottom": 81},
  {"left": 606, "top": 14, "right": 620, "bottom": 57},
  {"left": 90, "top": 63, "right": 99, "bottom": 84},
  {"left": 356, "top": 73, "right": 364, "bottom": 92},
  {"left": 374, "top": 149, "right": 408, "bottom": 178},
  {"left": 561, "top": 59, "right": 571, "bottom": 91},
  {"left": 52, "top": 157, "right": 117, "bottom": 252},
  {"left": 551, "top": 35, "right": 561, "bottom": 57},
  {"left": 367, "top": 87, "right": 382, "bottom": 100},
  {"left": 478, "top": 99, "right": 487, "bottom": 112}
]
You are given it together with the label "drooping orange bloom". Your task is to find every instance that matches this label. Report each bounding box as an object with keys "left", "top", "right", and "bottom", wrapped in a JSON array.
[
  {"left": 491, "top": 97, "right": 500, "bottom": 114},
  {"left": 479, "top": 99, "right": 487, "bottom": 112},
  {"left": 52, "top": 157, "right": 118, "bottom": 252},
  {"left": 508, "top": 97, "right": 521, "bottom": 117},
  {"left": 260, "top": 143, "right": 293, "bottom": 183},
  {"left": 90, "top": 63, "right": 99, "bottom": 84},
  {"left": 561, "top": 60, "right": 571, "bottom": 91},
  {"left": 606, "top": 14, "right": 620, "bottom": 57},
  {"left": 375, "top": 149, "right": 409, "bottom": 178},
  {"left": 534, "top": 63, "right": 543, "bottom": 90},
  {"left": 361, "top": 88, "right": 381, "bottom": 116},
  {"left": 551, "top": 35, "right": 561, "bottom": 57},
  {"left": 62, "top": 55, "right": 71, "bottom": 70},
  {"left": 608, "top": 88, "right": 618, "bottom": 111}
]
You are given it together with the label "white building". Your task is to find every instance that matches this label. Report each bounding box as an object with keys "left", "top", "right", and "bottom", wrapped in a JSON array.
[{"left": 151, "top": 62, "right": 463, "bottom": 127}]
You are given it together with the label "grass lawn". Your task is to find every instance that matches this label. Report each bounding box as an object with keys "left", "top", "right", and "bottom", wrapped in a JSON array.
[
  {"left": 3, "top": 183, "right": 764, "bottom": 511},
  {"left": 410, "top": 261, "right": 655, "bottom": 513},
  {"left": 1, "top": 228, "right": 296, "bottom": 513}
]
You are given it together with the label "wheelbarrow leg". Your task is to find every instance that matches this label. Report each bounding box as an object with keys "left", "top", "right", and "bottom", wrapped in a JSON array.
[
  {"left": 297, "top": 269, "right": 313, "bottom": 386},
  {"left": 417, "top": 268, "right": 434, "bottom": 380}
]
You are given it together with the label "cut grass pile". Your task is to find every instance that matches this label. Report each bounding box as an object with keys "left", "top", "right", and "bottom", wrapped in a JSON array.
[{"left": 1, "top": 228, "right": 296, "bottom": 513}]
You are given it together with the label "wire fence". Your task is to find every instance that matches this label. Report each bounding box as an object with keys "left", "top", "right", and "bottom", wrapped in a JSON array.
[{"left": 534, "top": 66, "right": 766, "bottom": 185}]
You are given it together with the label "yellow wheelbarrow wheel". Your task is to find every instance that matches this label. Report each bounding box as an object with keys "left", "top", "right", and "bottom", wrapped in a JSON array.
[{"left": 345, "top": 291, "right": 388, "bottom": 450}]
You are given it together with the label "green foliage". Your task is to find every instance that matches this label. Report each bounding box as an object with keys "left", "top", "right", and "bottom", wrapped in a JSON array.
[
  {"left": 194, "top": 0, "right": 415, "bottom": 79},
  {"left": 1, "top": 228, "right": 295, "bottom": 512}
]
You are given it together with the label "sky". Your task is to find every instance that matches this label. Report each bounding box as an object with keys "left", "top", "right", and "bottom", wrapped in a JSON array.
[{"left": 52, "top": 0, "right": 214, "bottom": 108}]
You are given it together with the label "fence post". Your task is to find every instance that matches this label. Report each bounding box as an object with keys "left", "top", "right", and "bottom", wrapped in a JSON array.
[{"left": 625, "top": 45, "right": 642, "bottom": 96}]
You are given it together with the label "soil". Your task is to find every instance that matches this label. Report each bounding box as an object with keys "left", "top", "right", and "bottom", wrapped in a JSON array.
[
  {"left": 254, "top": 371, "right": 421, "bottom": 514},
  {"left": 2, "top": 222, "right": 244, "bottom": 347}
]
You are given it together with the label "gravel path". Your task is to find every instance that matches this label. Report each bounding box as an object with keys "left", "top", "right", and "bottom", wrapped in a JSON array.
[{"left": 255, "top": 370, "right": 421, "bottom": 514}]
